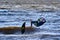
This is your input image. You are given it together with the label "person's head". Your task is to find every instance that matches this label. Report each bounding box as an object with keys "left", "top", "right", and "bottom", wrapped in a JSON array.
[{"left": 38, "top": 17, "right": 46, "bottom": 23}]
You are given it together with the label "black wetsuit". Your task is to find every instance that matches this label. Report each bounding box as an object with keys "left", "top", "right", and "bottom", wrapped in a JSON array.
[{"left": 31, "top": 20, "right": 46, "bottom": 27}]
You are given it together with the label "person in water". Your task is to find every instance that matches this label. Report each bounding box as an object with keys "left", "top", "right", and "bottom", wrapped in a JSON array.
[{"left": 31, "top": 17, "right": 46, "bottom": 27}]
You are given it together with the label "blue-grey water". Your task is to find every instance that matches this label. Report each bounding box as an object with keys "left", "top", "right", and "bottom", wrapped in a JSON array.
[{"left": 0, "top": 9, "right": 60, "bottom": 40}]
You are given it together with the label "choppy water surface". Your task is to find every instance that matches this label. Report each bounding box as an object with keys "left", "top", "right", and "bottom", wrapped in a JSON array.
[{"left": 0, "top": 9, "right": 60, "bottom": 40}]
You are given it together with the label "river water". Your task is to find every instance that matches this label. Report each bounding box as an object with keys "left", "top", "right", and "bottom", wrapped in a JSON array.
[{"left": 0, "top": 9, "right": 60, "bottom": 40}]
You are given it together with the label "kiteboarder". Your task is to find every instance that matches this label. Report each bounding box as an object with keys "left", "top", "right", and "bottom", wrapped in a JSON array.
[
  {"left": 31, "top": 17, "right": 46, "bottom": 27},
  {"left": 0, "top": 17, "right": 46, "bottom": 34}
]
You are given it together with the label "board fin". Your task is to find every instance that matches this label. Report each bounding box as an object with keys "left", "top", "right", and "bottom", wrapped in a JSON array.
[{"left": 21, "top": 22, "right": 25, "bottom": 34}]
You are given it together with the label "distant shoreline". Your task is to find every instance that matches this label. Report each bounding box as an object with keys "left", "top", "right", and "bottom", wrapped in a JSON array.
[{"left": 0, "top": 4, "right": 59, "bottom": 10}]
